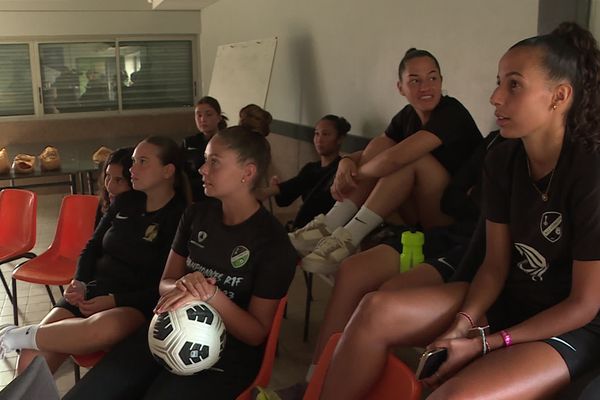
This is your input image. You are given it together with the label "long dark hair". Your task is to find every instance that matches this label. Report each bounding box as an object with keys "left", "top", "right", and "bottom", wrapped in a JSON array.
[
  {"left": 511, "top": 22, "right": 600, "bottom": 151},
  {"left": 143, "top": 136, "right": 192, "bottom": 205},
  {"left": 197, "top": 96, "right": 228, "bottom": 130},
  {"left": 98, "top": 147, "right": 133, "bottom": 214}
]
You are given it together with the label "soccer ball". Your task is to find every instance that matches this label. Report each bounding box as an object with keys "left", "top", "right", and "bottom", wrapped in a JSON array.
[{"left": 148, "top": 301, "right": 226, "bottom": 375}]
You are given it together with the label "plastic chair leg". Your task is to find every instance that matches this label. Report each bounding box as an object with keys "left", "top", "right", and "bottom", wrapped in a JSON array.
[
  {"left": 12, "top": 277, "right": 18, "bottom": 325},
  {"left": 304, "top": 271, "right": 313, "bottom": 342},
  {"left": 45, "top": 286, "right": 56, "bottom": 306}
]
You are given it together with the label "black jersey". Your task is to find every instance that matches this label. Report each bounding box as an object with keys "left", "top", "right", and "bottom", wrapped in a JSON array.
[
  {"left": 75, "top": 190, "right": 186, "bottom": 316},
  {"left": 171, "top": 199, "right": 296, "bottom": 309},
  {"left": 275, "top": 157, "right": 340, "bottom": 228},
  {"left": 385, "top": 95, "right": 482, "bottom": 175},
  {"left": 485, "top": 138, "right": 600, "bottom": 333}
]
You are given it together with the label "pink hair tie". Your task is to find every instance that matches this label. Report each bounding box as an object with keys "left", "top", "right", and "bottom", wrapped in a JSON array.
[{"left": 500, "top": 330, "right": 513, "bottom": 347}]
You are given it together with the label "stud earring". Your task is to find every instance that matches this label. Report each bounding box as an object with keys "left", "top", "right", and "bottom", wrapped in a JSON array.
[
  {"left": 241, "top": 178, "right": 246, "bottom": 183},
  {"left": 552, "top": 104, "right": 558, "bottom": 110}
]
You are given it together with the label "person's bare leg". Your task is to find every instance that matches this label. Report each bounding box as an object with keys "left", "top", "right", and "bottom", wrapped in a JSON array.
[
  {"left": 345, "top": 137, "right": 397, "bottom": 208},
  {"left": 364, "top": 154, "right": 452, "bottom": 229},
  {"left": 17, "top": 307, "right": 75, "bottom": 374},
  {"left": 412, "top": 155, "right": 454, "bottom": 229},
  {"left": 320, "top": 282, "right": 468, "bottom": 400},
  {"left": 311, "top": 245, "right": 399, "bottom": 364},
  {"left": 379, "top": 262, "right": 444, "bottom": 291},
  {"left": 34, "top": 307, "right": 145, "bottom": 355},
  {"left": 428, "top": 342, "right": 570, "bottom": 399}
]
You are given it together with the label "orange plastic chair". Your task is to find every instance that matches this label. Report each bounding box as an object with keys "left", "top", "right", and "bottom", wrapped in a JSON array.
[
  {"left": 303, "top": 332, "right": 422, "bottom": 400},
  {"left": 11, "top": 194, "right": 99, "bottom": 325},
  {"left": 236, "top": 296, "right": 288, "bottom": 400},
  {"left": 72, "top": 350, "right": 106, "bottom": 382},
  {"left": 0, "top": 189, "right": 37, "bottom": 305}
]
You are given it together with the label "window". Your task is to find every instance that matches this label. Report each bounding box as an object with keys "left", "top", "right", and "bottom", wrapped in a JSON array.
[
  {"left": 40, "top": 42, "right": 118, "bottom": 114},
  {"left": 120, "top": 40, "right": 193, "bottom": 110},
  {"left": 0, "top": 44, "right": 34, "bottom": 117},
  {"left": 0, "top": 37, "right": 195, "bottom": 119}
]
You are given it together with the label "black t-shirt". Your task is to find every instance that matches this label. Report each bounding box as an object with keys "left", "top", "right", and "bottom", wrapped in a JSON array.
[
  {"left": 75, "top": 190, "right": 186, "bottom": 316},
  {"left": 181, "top": 134, "right": 209, "bottom": 202},
  {"left": 275, "top": 157, "right": 340, "bottom": 228},
  {"left": 171, "top": 199, "right": 296, "bottom": 309},
  {"left": 385, "top": 95, "right": 482, "bottom": 175},
  {"left": 485, "top": 138, "right": 600, "bottom": 333}
]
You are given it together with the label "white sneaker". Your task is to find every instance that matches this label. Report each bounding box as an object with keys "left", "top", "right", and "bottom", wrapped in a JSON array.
[
  {"left": 288, "top": 214, "right": 331, "bottom": 256},
  {"left": 0, "top": 324, "right": 16, "bottom": 359},
  {"left": 301, "top": 227, "right": 356, "bottom": 274}
]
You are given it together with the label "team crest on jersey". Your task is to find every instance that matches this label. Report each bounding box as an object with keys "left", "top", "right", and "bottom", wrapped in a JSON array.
[
  {"left": 540, "top": 212, "right": 562, "bottom": 243},
  {"left": 230, "top": 246, "right": 250, "bottom": 269},
  {"left": 191, "top": 231, "right": 208, "bottom": 248},
  {"left": 515, "top": 242, "right": 548, "bottom": 281},
  {"left": 143, "top": 223, "right": 159, "bottom": 242}
]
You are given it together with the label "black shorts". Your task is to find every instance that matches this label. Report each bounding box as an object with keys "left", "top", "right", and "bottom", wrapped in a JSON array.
[
  {"left": 487, "top": 296, "right": 600, "bottom": 379},
  {"left": 55, "top": 298, "right": 85, "bottom": 318},
  {"left": 543, "top": 328, "right": 600, "bottom": 379},
  {"left": 381, "top": 226, "right": 471, "bottom": 283}
]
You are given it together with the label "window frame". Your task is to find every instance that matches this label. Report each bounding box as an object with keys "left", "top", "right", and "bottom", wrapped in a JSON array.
[{"left": 0, "top": 34, "right": 198, "bottom": 121}]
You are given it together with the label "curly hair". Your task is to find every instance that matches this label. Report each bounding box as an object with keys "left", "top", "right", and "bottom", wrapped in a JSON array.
[{"left": 511, "top": 22, "right": 600, "bottom": 151}]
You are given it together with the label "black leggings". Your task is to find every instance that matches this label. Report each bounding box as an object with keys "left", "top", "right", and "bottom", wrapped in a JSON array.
[{"left": 64, "top": 323, "right": 262, "bottom": 400}]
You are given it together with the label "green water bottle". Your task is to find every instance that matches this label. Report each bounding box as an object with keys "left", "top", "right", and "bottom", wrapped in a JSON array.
[{"left": 400, "top": 230, "right": 425, "bottom": 273}]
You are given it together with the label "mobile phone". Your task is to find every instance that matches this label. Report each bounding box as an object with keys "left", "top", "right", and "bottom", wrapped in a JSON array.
[{"left": 415, "top": 348, "right": 448, "bottom": 380}]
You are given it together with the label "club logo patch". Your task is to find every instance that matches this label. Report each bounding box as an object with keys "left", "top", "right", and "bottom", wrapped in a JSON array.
[
  {"left": 143, "top": 223, "right": 159, "bottom": 242},
  {"left": 191, "top": 231, "right": 208, "bottom": 248},
  {"left": 515, "top": 242, "right": 548, "bottom": 281},
  {"left": 230, "top": 246, "right": 250, "bottom": 269},
  {"left": 540, "top": 212, "right": 562, "bottom": 243}
]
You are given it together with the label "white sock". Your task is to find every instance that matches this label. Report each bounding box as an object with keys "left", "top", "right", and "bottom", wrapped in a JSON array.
[
  {"left": 4, "top": 324, "right": 40, "bottom": 352},
  {"left": 324, "top": 200, "right": 358, "bottom": 232},
  {"left": 305, "top": 363, "right": 317, "bottom": 382},
  {"left": 344, "top": 206, "right": 383, "bottom": 246}
]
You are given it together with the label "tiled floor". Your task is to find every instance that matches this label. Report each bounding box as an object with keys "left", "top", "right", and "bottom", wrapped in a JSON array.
[{"left": 0, "top": 191, "right": 337, "bottom": 397}]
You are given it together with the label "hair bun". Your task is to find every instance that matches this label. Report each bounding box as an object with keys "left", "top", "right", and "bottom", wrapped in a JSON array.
[
  {"left": 404, "top": 47, "right": 418, "bottom": 56},
  {"left": 239, "top": 104, "right": 272, "bottom": 137}
]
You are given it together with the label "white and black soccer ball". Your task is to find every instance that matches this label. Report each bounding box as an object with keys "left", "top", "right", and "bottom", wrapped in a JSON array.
[{"left": 148, "top": 301, "right": 226, "bottom": 376}]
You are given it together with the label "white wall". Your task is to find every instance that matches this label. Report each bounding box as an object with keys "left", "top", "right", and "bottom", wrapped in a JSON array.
[
  {"left": 591, "top": 0, "right": 600, "bottom": 40},
  {"left": 200, "top": 0, "right": 539, "bottom": 136},
  {"left": 0, "top": 11, "right": 201, "bottom": 36}
]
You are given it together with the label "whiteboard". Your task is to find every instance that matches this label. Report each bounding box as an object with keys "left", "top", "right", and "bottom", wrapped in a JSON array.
[{"left": 208, "top": 37, "right": 277, "bottom": 123}]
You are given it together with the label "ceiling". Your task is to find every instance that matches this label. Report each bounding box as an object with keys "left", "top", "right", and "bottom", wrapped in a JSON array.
[{"left": 0, "top": 0, "right": 217, "bottom": 11}]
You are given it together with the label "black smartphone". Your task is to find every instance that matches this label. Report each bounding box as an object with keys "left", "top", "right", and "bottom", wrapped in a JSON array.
[{"left": 415, "top": 348, "right": 448, "bottom": 380}]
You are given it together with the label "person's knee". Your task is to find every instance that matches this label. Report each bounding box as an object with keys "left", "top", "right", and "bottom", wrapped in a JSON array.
[
  {"left": 427, "top": 380, "right": 471, "bottom": 400},
  {"left": 353, "top": 292, "right": 392, "bottom": 330}
]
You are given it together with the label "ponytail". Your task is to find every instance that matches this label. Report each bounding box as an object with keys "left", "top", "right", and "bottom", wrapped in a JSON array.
[{"left": 511, "top": 22, "right": 600, "bottom": 151}]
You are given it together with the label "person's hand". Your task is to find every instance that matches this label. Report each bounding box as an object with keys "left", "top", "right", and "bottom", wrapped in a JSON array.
[
  {"left": 422, "top": 337, "right": 481, "bottom": 388},
  {"left": 79, "top": 294, "right": 116, "bottom": 317},
  {"left": 64, "top": 280, "right": 86, "bottom": 306},
  {"left": 175, "top": 272, "right": 216, "bottom": 299},
  {"left": 154, "top": 273, "right": 217, "bottom": 314},
  {"left": 331, "top": 158, "right": 358, "bottom": 201}
]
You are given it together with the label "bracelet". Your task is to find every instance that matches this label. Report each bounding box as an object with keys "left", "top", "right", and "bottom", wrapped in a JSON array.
[
  {"left": 468, "top": 325, "right": 490, "bottom": 356},
  {"left": 457, "top": 311, "right": 475, "bottom": 328},
  {"left": 205, "top": 285, "right": 219, "bottom": 303},
  {"left": 500, "top": 330, "right": 513, "bottom": 347}
]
